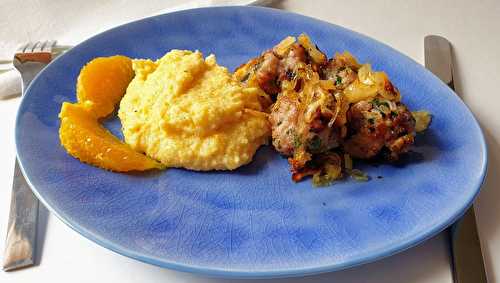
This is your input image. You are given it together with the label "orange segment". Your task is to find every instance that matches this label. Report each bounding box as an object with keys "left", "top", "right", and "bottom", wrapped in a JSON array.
[
  {"left": 76, "top": 55, "right": 134, "bottom": 118},
  {"left": 59, "top": 102, "right": 163, "bottom": 172}
]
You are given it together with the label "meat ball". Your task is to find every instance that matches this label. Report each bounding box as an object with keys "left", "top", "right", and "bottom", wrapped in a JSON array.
[
  {"left": 255, "top": 51, "right": 281, "bottom": 95},
  {"left": 343, "top": 99, "right": 416, "bottom": 160},
  {"left": 269, "top": 95, "right": 299, "bottom": 156},
  {"left": 269, "top": 95, "right": 341, "bottom": 157},
  {"left": 321, "top": 53, "right": 359, "bottom": 90},
  {"left": 278, "top": 43, "right": 307, "bottom": 81},
  {"left": 238, "top": 42, "right": 322, "bottom": 99}
]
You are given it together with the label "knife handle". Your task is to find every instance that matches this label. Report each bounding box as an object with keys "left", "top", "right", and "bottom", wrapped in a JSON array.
[
  {"left": 450, "top": 208, "right": 488, "bottom": 282},
  {"left": 424, "top": 34, "right": 488, "bottom": 283}
]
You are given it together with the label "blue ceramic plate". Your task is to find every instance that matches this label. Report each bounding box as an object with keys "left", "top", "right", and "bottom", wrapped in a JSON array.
[{"left": 16, "top": 6, "right": 487, "bottom": 278}]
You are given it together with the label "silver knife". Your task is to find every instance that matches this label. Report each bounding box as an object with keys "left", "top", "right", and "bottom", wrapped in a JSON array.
[{"left": 424, "top": 35, "right": 488, "bottom": 283}]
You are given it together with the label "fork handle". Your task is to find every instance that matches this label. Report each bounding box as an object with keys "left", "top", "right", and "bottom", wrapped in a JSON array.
[
  {"left": 3, "top": 160, "right": 39, "bottom": 271},
  {"left": 17, "top": 62, "right": 48, "bottom": 92},
  {"left": 2, "top": 61, "right": 48, "bottom": 271}
]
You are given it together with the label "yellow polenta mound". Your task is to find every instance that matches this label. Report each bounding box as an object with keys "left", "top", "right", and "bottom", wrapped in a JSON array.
[{"left": 118, "top": 50, "right": 270, "bottom": 170}]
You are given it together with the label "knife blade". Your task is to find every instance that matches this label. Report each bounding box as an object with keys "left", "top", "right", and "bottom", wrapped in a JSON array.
[{"left": 424, "top": 35, "right": 487, "bottom": 283}]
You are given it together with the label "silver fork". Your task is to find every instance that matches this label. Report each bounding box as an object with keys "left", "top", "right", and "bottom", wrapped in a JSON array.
[{"left": 3, "top": 41, "right": 55, "bottom": 271}]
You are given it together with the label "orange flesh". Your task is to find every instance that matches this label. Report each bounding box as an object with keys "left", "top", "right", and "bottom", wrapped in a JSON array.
[
  {"left": 76, "top": 55, "right": 134, "bottom": 118},
  {"left": 59, "top": 56, "right": 162, "bottom": 172}
]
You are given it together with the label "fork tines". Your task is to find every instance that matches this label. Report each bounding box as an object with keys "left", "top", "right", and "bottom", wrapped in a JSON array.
[{"left": 16, "top": 40, "right": 56, "bottom": 54}]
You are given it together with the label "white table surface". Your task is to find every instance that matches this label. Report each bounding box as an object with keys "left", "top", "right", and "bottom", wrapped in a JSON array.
[{"left": 1, "top": 0, "right": 499, "bottom": 282}]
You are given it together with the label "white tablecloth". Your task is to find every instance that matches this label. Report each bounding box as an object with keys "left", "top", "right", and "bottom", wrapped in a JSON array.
[{"left": 1, "top": 0, "right": 499, "bottom": 282}]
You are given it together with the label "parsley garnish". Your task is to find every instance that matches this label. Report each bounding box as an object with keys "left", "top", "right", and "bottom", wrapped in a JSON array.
[
  {"left": 371, "top": 98, "right": 390, "bottom": 109},
  {"left": 307, "top": 136, "right": 322, "bottom": 152},
  {"left": 293, "top": 134, "right": 302, "bottom": 148},
  {"left": 335, "top": 75, "right": 342, "bottom": 85}
]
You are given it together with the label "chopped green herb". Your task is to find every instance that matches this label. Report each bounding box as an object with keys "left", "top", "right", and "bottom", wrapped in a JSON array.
[
  {"left": 335, "top": 75, "right": 342, "bottom": 85},
  {"left": 368, "top": 118, "right": 375, "bottom": 125},
  {"left": 293, "top": 135, "right": 302, "bottom": 148},
  {"left": 371, "top": 98, "right": 389, "bottom": 108},
  {"left": 307, "top": 135, "right": 322, "bottom": 152},
  {"left": 390, "top": 111, "right": 398, "bottom": 118}
]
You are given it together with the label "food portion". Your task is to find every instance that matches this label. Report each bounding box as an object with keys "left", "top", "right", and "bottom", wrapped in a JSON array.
[
  {"left": 59, "top": 34, "right": 430, "bottom": 185},
  {"left": 235, "top": 34, "right": 430, "bottom": 185},
  {"left": 234, "top": 35, "right": 326, "bottom": 102},
  {"left": 344, "top": 98, "right": 415, "bottom": 160},
  {"left": 118, "top": 50, "right": 270, "bottom": 171},
  {"left": 59, "top": 51, "right": 270, "bottom": 172},
  {"left": 59, "top": 103, "right": 163, "bottom": 171},
  {"left": 76, "top": 55, "right": 134, "bottom": 118},
  {"left": 59, "top": 56, "right": 162, "bottom": 172}
]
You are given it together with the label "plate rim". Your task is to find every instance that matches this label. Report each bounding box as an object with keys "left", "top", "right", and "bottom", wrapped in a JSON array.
[{"left": 15, "top": 5, "right": 489, "bottom": 278}]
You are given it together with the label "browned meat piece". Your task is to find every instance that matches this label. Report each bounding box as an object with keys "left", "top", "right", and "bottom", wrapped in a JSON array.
[
  {"left": 255, "top": 51, "right": 281, "bottom": 95},
  {"left": 269, "top": 95, "right": 299, "bottom": 156},
  {"left": 239, "top": 35, "right": 422, "bottom": 184},
  {"left": 343, "top": 99, "right": 416, "bottom": 160},
  {"left": 235, "top": 37, "right": 327, "bottom": 100},
  {"left": 269, "top": 95, "right": 341, "bottom": 158},
  {"left": 277, "top": 43, "right": 307, "bottom": 81},
  {"left": 307, "top": 109, "right": 342, "bottom": 152},
  {"left": 255, "top": 44, "right": 312, "bottom": 96},
  {"left": 321, "top": 53, "right": 359, "bottom": 90},
  {"left": 343, "top": 101, "right": 385, "bottom": 158}
]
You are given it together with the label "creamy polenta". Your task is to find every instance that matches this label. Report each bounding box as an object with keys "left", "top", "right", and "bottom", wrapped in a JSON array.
[{"left": 118, "top": 50, "right": 270, "bottom": 171}]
